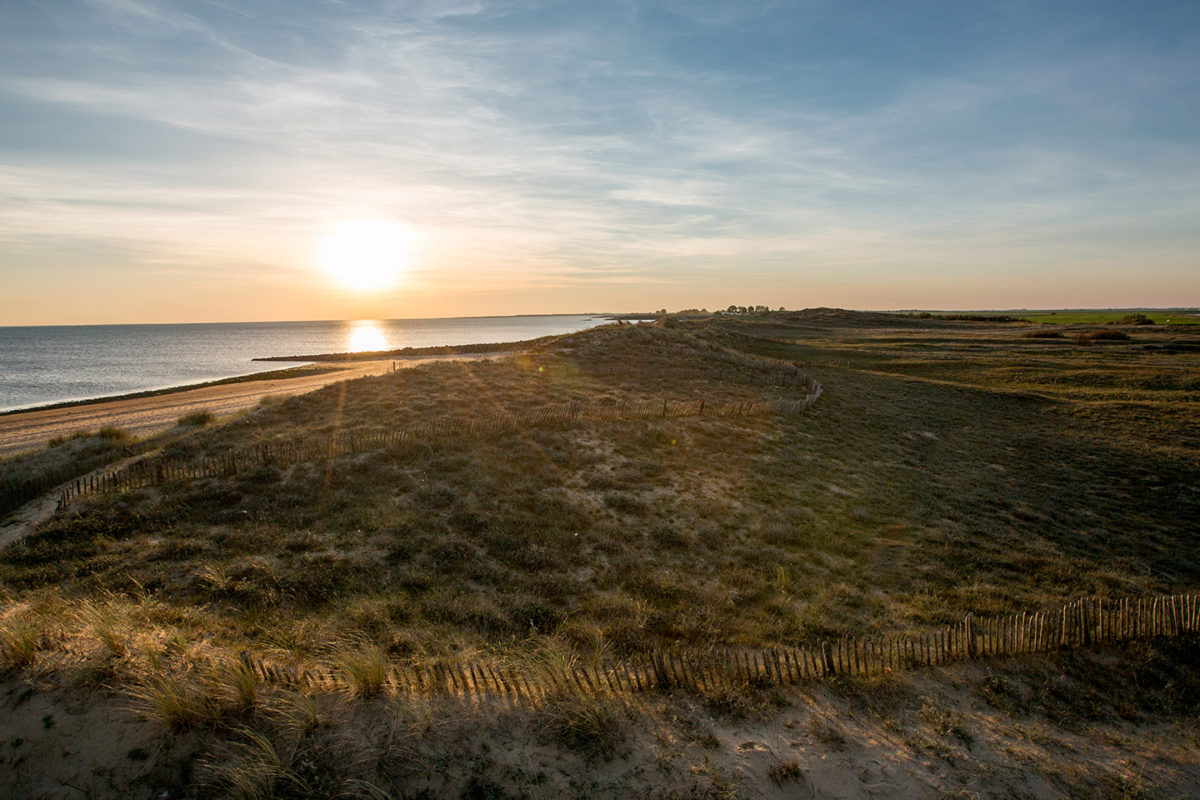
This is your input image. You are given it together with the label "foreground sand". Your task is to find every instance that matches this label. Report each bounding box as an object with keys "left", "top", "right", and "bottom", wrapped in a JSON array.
[
  {"left": 3, "top": 653, "right": 1197, "bottom": 800},
  {"left": 0, "top": 356, "right": 485, "bottom": 458}
]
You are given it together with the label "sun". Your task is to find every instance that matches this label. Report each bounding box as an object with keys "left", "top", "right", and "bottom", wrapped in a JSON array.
[{"left": 320, "top": 219, "right": 412, "bottom": 291}]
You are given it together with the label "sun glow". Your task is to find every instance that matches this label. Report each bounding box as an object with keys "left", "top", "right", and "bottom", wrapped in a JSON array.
[{"left": 320, "top": 219, "right": 413, "bottom": 291}]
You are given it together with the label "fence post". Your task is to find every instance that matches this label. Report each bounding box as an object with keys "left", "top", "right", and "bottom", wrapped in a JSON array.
[
  {"left": 1081, "top": 600, "right": 1091, "bottom": 647},
  {"left": 821, "top": 641, "right": 835, "bottom": 675},
  {"left": 965, "top": 613, "right": 975, "bottom": 658}
]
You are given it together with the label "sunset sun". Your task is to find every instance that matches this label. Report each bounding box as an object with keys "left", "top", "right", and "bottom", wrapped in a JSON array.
[{"left": 319, "top": 219, "right": 412, "bottom": 291}]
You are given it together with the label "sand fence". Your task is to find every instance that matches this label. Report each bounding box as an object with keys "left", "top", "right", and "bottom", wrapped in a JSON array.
[{"left": 237, "top": 594, "right": 1198, "bottom": 704}]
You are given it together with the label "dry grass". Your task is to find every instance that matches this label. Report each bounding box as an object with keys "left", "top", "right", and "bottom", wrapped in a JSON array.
[
  {"left": 0, "top": 312, "right": 1196, "bottom": 798},
  {"left": 536, "top": 694, "right": 630, "bottom": 761},
  {"left": 4, "top": 635, "right": 1200, "bottom": 798},
  {"left": 1, "top": 428, "right": 136, "bottom": 518},
  {"left": 128, "top": 670, "right": 216, "bottom": 730},
  {"left": 338, "top": 643, "right": 389, "bottom": 697},
  {"left": 212, "top": 656, "right": 261, "bottom": 712},
  {"left": 0, "top": 614, "right": 41, "bottom": 669},
  {"left": 178, "top": 409, "right": 217, "bottom": 427},
  {"left": 200, "top": 727, "right": 307, "bottom": 800},
  {"left": 2, "top": 316, "right": 1196, "bottom": 673}
]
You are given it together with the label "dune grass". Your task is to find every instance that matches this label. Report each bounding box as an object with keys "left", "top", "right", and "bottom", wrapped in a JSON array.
[
  {"left": 2, "top": 311, "right": 1198, "bottom": 796},
  {"left": 178, "top": 409, "right": 217, "bottom": 427},
  {"left": 0, "top": 427, "right": 136, "bottom": 519},
  {"left": 2, "top": 315, "right": 1196, "bottom": 669}
]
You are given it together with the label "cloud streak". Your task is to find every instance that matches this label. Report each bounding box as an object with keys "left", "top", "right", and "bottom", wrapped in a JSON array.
[{"left": 1, "top": 0, "right": 1198, "bottom": 322}]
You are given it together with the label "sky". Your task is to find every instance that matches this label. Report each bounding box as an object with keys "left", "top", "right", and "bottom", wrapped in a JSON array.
[{"left": 1, "top": 0, "right": 1198, "bottom": 324}]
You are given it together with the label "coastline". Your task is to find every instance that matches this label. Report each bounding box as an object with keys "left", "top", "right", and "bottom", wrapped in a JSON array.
[
  {"left": 252, "top": 338, "right": 553, "bottom": 363},
  {"left": 0, "top": 354, "right": 493, "bottom": 458},
  {"left": 0, "top": 363, "right": 344, "bottom": 417},
  {"left": 1, "top": 314, "right": 618, "bottom": 416},
  {"left": 252, "top": 320, "right": 656, "bottom": 364}
]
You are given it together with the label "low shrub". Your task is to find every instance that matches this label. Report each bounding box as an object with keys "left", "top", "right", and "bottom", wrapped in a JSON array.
[
  {"left": 178, "top": 409, "right": 217, "bottom": 427},
  {"left": 1073, "top": 330, "right": 1131, "bottom": 344},
  {"left": 1117, "top": 314, "right": 1155, "bottom": 325},
  {"left": 768, "top": 760, "right": 805, "bottom": 784}
]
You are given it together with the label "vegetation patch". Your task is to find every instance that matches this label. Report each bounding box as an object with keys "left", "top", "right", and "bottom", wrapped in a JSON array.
[
  {"left": 178, "top": 409, "right": 217, "bottom": 427},
  {"left": 0, "top": 428, "right": 136, "bottom": 519},
  {"left": 1, "top": 311, "right": 1198, "bottom": 797}
]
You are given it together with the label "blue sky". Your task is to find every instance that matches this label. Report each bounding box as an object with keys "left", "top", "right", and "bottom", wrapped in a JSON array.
[{"left": 1, "top": 0, "right": 1198, "bottom": 323}]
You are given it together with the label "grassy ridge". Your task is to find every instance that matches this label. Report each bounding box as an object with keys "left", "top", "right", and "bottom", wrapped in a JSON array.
[
  {"left": 3, "top": 314, "right": 1197, "bottom": 666},
  {"left": 3, "top": 310, "right": 1199, "bottom": 798}
]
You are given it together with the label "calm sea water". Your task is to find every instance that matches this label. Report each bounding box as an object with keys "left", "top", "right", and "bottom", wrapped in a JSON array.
[{"left": 0, "top": 315, "right": 610, "bottom": 413}]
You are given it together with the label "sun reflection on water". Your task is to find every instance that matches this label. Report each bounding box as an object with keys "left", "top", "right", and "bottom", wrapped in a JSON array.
[{"left": 347, "top": 320, "right": 388, "bottom": 353}]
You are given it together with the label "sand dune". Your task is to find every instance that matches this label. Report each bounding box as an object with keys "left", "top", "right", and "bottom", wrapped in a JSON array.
[{"left": 0, "top": 356, "right": 484, "bottom": 458}]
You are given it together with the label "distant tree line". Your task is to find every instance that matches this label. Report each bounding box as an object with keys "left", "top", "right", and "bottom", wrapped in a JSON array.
[
  {"left": 649, "top": 305, "right": 789, "bottom": 316},
  {"left": 722, "top": 305, "right": 785, "bottom": 314}
]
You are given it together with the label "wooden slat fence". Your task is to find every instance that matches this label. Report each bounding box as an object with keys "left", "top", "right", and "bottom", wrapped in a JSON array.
[
  {"left": 239, "top": 594, "right": 1198, "bottom": 703},
  {"left": 2, "top": 444, "right": 149, "bottom": 519}
]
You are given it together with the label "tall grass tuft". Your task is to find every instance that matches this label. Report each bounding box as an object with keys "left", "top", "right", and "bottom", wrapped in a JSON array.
[
  {"left": 536, "top": 695, "right": 629, "bottom": 761},
  {"left": 521, "top": 636, "right": 582, "bottom": 696},
  {"left": 211, "top": 657, "right": 260, "bottom": 713},
  {"left": 128, "top": 671, "right": 215, "bottom": 730},
  {"left": 202, "top": 727, "right": 307, "bottom": 800},
  {"left": 74, "top": 600, "right": 130, "bottom": 658},
  {"left": 0, "top": 617, "right": 41, "bottom": 669},
  {"left": 277, "top": 692, "right": 330, "bottom": 738},
  {"left": 341, "top": 779, "right": 398, "bottom": 800},
  {"left": 339, "top": 643, "right": 389, "bottom": 697}
]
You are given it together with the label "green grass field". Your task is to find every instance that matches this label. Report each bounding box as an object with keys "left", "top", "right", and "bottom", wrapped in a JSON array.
[{"left": 1014, "top": 309, "right": 1198, "bottom": 325}]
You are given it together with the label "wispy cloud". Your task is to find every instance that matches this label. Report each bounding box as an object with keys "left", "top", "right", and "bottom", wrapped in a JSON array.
[{"left": 1, "top": 0, "right": 1197, "bottom": 322}]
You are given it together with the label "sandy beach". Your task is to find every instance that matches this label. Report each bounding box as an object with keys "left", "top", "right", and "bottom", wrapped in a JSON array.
[{"left": 0, "top": 355, "right": 484, "bottom": 458}]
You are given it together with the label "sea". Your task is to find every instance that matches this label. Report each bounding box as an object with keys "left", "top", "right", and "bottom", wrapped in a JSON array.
[{"left": 0, "top": 315, "right": 611, "bottom": 413}]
